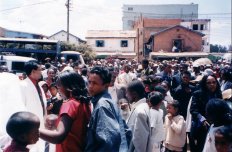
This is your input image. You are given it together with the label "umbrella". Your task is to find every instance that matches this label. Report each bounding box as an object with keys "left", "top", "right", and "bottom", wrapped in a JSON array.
[
  {"left": 223, "top": 53, "right": 231, "bottom": 63},
  {"left": 193, "top": 58, "right": 212, "bottom": 66}
]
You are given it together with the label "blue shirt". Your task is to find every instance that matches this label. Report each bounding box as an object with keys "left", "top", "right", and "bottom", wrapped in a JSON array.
[{"left": 85, "top": 91, "right": 126, "bottom": 152}]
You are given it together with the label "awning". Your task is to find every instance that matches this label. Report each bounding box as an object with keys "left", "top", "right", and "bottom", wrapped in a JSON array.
[{"left": 149, "top": 52, "right": 209, "bottom": 58}]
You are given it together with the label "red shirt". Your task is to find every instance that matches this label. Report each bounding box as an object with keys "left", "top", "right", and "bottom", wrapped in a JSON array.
[
  {"left": 4, "top": 140, "right": 29, "bottom": 152},
  {"left": 56, "top": 98, "right": 91, "bottom": 152}
]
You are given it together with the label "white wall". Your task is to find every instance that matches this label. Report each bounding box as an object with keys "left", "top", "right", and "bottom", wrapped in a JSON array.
[
  {"left": 49, "top": 31, "right": 80, "bottom": 45},
  {"left": 87, "top": 38, "right": 135, "bottom": 53},
  {"left": 180, "top": 20, "right": 211, "bottom": 52}
]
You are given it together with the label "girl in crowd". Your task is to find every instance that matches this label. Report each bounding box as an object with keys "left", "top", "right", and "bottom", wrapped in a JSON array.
[
  {"left": 164, "top": 100, "right": 186, "bottom": 152},
  {"left": 190, "top": 74, "right": 222, "bottom": 152},
  {"left": 203, "top": 98, "right": 232, "bottom": 152},
  {"left": 40, "top": 71, "right": 91, "bottom": 152},
  {"left": 47, "top": 83, "right": 63, "bottom": 115}
]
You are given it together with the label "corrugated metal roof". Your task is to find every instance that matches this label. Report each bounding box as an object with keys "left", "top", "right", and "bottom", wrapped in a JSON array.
[{"left": 86, "top": 30, "right": 136, "bottom": 38}]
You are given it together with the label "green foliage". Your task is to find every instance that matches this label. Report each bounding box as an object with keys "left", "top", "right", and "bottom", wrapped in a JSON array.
[
  {"left": 210, "top": 44, "right": 228, "bottom": 53},
  {"left": 60, "top": 42, "right": 96, "bottom": 63}
]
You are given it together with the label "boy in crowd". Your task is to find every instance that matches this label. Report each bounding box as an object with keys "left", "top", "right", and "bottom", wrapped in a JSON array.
[{"left": 4, "top": 112, "right": 40, "bottom": 152}]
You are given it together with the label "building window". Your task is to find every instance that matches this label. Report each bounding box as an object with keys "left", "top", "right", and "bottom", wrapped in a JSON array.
[
  {"left": 121, "top": 40, "right": 128, "bottom": 47},
  {"left": 193, "top": 24, "right": 198, "bottom": 30},
  {"left": 128, "top": 7, "right": 133, "bottom": 11},
  {"left": 96, "top": 40, "right": 104, "bottom": 47},
  {"left": 200, "top": 24, "right": 204, "bottom": 30}
]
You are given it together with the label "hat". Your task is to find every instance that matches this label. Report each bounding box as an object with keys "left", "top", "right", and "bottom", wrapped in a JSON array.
[
  {"left": 203, "top": 68, "right": 214, "bottom": 76},
  {"left": 193, "top": 63, "right": 200, "bottom": 68},
  {"left": 62, "top": 66, "right": 73, "bottom": 72},
  {"left": 222, "top": 89, "right": 232, "bottom": 100}
]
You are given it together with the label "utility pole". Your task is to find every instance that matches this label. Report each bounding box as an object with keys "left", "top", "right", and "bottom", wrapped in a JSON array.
[{"left": 65, "top": 0, "right": 70, "bottom": 42}]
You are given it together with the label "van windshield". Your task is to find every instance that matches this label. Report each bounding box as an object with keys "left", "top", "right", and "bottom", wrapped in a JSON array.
[{"left": 11, "top": 62, "right": 26, "bottom": 72}]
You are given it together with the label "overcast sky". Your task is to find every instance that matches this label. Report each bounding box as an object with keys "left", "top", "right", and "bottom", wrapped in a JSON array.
[{"left": 0, "top": 0, "right": 231, "bottom": 46}]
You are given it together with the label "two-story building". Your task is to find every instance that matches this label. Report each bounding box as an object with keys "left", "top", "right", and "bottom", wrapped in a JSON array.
[{"left": 86, "top": 30, "right": 136, "bottom": 59}]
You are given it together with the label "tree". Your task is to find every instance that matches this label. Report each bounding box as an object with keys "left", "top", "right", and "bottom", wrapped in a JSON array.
[
  {"left": 60, "top": 42, "right": 96, "bottom": 63},
  {"left": 210, "top": 44, "right": 227, "bottom": 53}
]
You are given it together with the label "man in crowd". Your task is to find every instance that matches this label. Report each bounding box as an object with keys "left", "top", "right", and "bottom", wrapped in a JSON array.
[
  {"left": 126, "top": 80, "right": 152, "bottom": 152},
  {"left": 141, "top": 59, "right": 154, "bottom": 77},
  {"left": 20, "top": 61, "right": 47, "bottom": 151},
  {"left": 86, "top": 66, "right": 127, "bottom": 152}
]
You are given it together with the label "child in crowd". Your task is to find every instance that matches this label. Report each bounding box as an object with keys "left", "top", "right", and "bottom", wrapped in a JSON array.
[
  {"left": 148, "top": 91, "right": 165, "bottom": 152},
  {"left": 4, "top": 112, "right": 40, "bottom": 152},
  {"left": 215, "top": 125, "right": 232, "bottom": 152},
  {"left": 203, "top": 98, "right": 232, "bottom": 152},
  {"left": 39, "top": 71, "right": 91, "bottom": 152},
  {"left": 47, "top": 83, "right": 63, "bottom": 115},
  {"left": 39, "top": 81, "right": 51, "bottom": 100},
  {"left": 164, "top": 100, "right": 186, "bottom": 152}
]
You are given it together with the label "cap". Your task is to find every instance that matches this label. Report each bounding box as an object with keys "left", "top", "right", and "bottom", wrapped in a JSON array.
[
  {"left": 193, "top": 63, "right": 200, "bottom": 68},
  {"left": 222, "top": 89, "right": 232, "bottom": 99}
]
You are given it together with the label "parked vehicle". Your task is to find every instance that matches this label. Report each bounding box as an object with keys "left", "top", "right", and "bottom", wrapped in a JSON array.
[
  {"left": 60, "top": 51, "right": 85, "bottom": 65},
  {"left": 0, "top": 55, "right": 36, "bottom": 78}
]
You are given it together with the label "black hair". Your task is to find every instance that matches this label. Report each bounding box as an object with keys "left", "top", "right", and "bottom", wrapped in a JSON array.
[
  {"left": 45, "top": 63, "right": 51, "bottom": 69},
  {"left": 168, "top": 100, "right": 180, "bottom": 113},
  {"left": 6, "top": 112, "right": 40, "bottom": 141},
  {"left": 180, "top": 63, "right": 188, "bottom": 69},
  {"left": 206, "top": 98, "right": 232, "bottom": 125},
  {"left": 154, "top": 85, "right": 167, "bottom": 95},
  {"left": 24, "top": 61, "right": 40, "bottom": 76},
  {"left": 56, "top": 71, "right": 90, "bottom": 103},
  {"left": 90, "top": 66, "right": 112, "bottom": 84},
  {"left": 220, "top": 68, "right": 232, "bottom": 81},
  {"left": 81, "top": 68, "right": 88, "bottom": 76},
  {"left": 200, "top": 74, "right": 221, "bottom": 95},
  {"left": 72, "top": 62, "right": 79, "bottom": 68},
  {"left": 148, "top": 91, "right": 164, "bottom": 107},
  {"left": 127, "top": 80, "right": 145, "bottom": 98},
  {"left": 142, "top": 59, "right": 149, "bottom": 65},
  {"left": 182, "top": 71, "right": 191, "bottom": 78},
  {"left": 161, "top": 80, "right": 171, "bottom": 89},
  {"left": 49, "top": 83, "right": 57, "bottom": 89}
]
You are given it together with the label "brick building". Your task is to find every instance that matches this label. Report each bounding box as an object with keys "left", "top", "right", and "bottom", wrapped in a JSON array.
[
  {"left": 133, "top": 18, "right": 207, "bottom": 61},
  {"left": 147, "top": 25, "right": 204, "bottom": 52}
]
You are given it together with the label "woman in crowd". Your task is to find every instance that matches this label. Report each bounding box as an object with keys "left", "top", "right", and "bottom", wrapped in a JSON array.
[
  {"left": 39, "top": 71, "right": 91, "bottom": 152},
  {"left": 190, "top": 74, "right": 222, "bottom": 152}
]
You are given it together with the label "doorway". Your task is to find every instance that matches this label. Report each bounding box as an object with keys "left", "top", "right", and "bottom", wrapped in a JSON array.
[{"left": 173, "top": 39, "right": 183, "bottom": 52}]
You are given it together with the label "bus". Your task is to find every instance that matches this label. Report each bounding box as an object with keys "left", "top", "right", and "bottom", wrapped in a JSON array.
[
  {"left": 0, "top": 37, "right": 85, "bottom": 65},
  {"left": 0, "top": 37, "right": 60, "bottom": 61}
]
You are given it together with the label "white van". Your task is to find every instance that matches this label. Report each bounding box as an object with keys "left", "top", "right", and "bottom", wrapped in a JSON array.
[
  {"left": 0, "top": 55, "right": 36, "bottom": 76},
  {"left": 60, "top": 51, "right": 85, "bottom": 65}
]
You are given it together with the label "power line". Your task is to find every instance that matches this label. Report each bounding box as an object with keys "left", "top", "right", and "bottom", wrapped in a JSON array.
[{"left": 0, "top": 0, "right": 59, "bottom": 12}]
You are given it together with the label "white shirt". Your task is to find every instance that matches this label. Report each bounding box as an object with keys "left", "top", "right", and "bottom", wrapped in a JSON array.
[
  {"left": 149, "top": 109, "right": 165, "bottom": 152},
  {"left": 203, "top": 124, "right": 222, "bottom": 152}
]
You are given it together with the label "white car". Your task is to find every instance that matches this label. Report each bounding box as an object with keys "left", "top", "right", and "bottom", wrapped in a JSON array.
[{"left": 0, "top": 55, "right": 36, "bottom": 78}]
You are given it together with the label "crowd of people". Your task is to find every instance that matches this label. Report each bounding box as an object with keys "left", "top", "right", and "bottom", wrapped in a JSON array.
[{"left": 0, "top": 57, "right": 232, "bottom": 152}]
